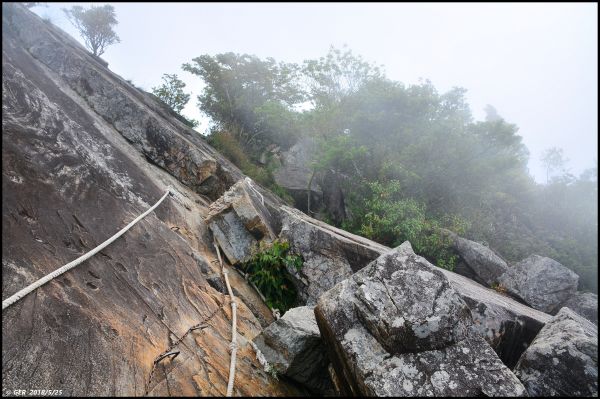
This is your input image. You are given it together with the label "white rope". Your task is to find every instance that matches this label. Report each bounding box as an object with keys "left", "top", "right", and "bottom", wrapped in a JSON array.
[
  {"left": 214, "top": 240, "right": 237, "bottom": 397},
  {"left": 2, "top": 187, "right": 173, "bottom": 311}
]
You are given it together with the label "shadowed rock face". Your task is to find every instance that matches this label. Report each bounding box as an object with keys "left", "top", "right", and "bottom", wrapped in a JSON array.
[
  {"left": 514, "top": 307, "right": 598, "bottom": 397},
  {"left": 252, "top": 306, "right": 334, "bottom": 395},
  {"left": 2, "top": 4, "right": 300, "bottom": 396}
]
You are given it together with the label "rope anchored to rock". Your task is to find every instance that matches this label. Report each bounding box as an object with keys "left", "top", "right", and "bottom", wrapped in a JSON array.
[
  {"left": 214, "top": 239, "right": 238, "bottom": 397},
  {"left": 2, "top": 187, "right": 174, "bottom": 311}
]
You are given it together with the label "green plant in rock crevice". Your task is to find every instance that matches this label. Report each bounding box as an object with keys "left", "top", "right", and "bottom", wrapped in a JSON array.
[{"left": 240, "top": 239, "right": 303, "bottom": 314}]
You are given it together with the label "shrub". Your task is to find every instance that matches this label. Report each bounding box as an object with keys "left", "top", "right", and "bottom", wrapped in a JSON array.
[{"left": 240, "top": 240, "right": 303, "bottom": 313}]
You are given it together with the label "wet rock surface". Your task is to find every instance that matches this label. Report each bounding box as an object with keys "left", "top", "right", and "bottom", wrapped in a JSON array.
[
  {"left": 315, "top": 242, "right": 527, "bottom": 397},
  {"left": 252, "top": 306, "right": 334, "bottom": 395},
  {"left": 514, "top": 307, "right": 598, "bottom": 397},
  {"left": 499, "top": 255, "right": 579, "bottom": 314}
]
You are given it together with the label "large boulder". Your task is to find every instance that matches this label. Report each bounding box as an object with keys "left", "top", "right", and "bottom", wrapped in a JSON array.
[
  {"left": 560, "top": 292, "right": 598, "bottom": 326},
  {"left": 315, "top": 242, "right": 526, "bottom": 396},
  {"left": 279, "top": 206, "right": 388, "bottom": 305},
  {"left": 205, "top": 179, "right": 277, "bottom": 264},
  {"left": 278, "top": 208, "right": 550, "bottom": 366},
  {"left": 446, "top": 231, "right": 509, "bottom": 287},
  {"left": 513, "top": 307, "right": 598, "bottom": 397},
  {"left": 273, "top": 137, "right": 322, "bottom": 213},
  {"left": 498, "top": 255, "right": 579, "bottom": 314},
  {"left": 252, "top": 306, "right": 334, "bottom": 395}
]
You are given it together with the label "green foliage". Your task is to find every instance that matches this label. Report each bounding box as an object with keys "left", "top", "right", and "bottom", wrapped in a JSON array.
[
  {"left": 208, "top": 131, "right": 293, "bottom": 204},
  {"left": 241, "top": 240, "right": 303, "bottom": 313},
  {"left": 185, "top": 46, "right": 597, "bottom": 291},
  {"left": 63, "top": 5, "right": 120, "bottom": 57},
  {"left": 152, "top": 74, "right": 191, "bottom": 114},
  {"left": 182, "top": 53, "right": 305, "bottom": 155},
  {"left": 343, "top": 180, "right": 463, "bottom": 270}
]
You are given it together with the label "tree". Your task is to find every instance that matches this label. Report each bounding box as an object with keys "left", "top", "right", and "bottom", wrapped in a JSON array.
[
  {"left": 152, "top": 74, "right": 191, "bottom": 114},
  {"left": 541, "top": 147, "right": 569, "bottom": 183},
  {"left": 63, "top": 5, "right": 120, "bottom": 57},
  {"left": 182, "top": 52, "right": 305, "bottom": 151},
  {"left": 151, "top": 74, "right": 198, "bottom": 128}
]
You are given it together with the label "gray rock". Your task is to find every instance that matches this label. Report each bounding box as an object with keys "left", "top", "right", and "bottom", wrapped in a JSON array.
[
  {"left": 439, "top": 269, "right": 552, "bottom": 369},
  {"left": 273, "top": 137, "right": 323, "bottom": 212},
  {"left": 279, "top": 208, "right": 551, "bottom": 365},
  {"left": 561, "top": 292, "right": 598, "bottom": 325},
  {"left": 448, "top": 231, "right": 509, "bottom": 286},
  {"left": 499, "top": 255, "right": 579, "bottom": 314},
  {"left": 562, "top": 292, "right": 598, "bottom": 325},
  {"left": 315, "top": 242, "right": 527, "bottom": 397},
  {"left": 514, "top": 307, "right": 598, "bottom": 397},
  {"left": 253, "top": 306, "right": 334, "bottom": 395},
  {"left": 206, "top": 179, "right": 277, "bottom": 264},
  {"left": 279, "top": 206, "right": 388, "bottom": 305}
]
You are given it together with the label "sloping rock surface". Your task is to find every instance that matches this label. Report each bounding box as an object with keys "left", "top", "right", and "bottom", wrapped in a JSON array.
[
  {"left": 499, "top": 255, "right": 579, "bottom": 314},
  {"left": 446, "top": 230, "right": 509, "bottom": 286},
  {"left": 514, "top": 307, "right": 598, "bottom": 397},
  {"left": 279, "top": 206, "right": 388, "bottom": 305},
  {"left": 560, "top": 291, "right": 598, "bottom": 326},
  {"left": 2, "top": 4, "right": 299, "bottom": 396},
  {"left": 314, "top": 242, "right": 526, "bottom": 396}
]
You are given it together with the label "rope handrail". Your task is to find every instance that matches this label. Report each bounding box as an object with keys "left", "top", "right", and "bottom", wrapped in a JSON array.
[
  {"left": 2, "top": 187, "right": 173, "bottom": 311},
  {"left": 214, "top": 239, "right": 238, "bottom": 397}
]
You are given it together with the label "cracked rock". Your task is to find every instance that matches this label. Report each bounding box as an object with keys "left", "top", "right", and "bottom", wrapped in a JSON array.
[{"left": 315, "top": 242, "right": 526, "bottom": 396}]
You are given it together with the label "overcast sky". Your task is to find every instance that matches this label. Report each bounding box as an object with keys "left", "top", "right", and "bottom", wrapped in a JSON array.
[{"left": 32, "top": 2, "right": 598, "bottom": 183}]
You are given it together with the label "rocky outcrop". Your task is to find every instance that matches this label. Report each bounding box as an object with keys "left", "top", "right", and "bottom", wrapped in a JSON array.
[
  {"left": 252, "top": 306, "right": 334, "bottom": 395},
  {"left": 314, "top": 242, "right": 527, "bottom": 396},
  {"left": 499, "top": 255, "right": 579, "bottom": 314},
  {"left": 514, "top": 307, "right": 598, "bottom": 397},
  {"left": 2, "top": 4, "right": 299, "bottom": 396},
  {"left": 445, "top": 230, "right": 509, "bottom": 287},
  {"left": 273, "top": 137, "right": 322, "bottom": 213},
  {"left": 205, "top": 179, "right": 277, "bottom": 264},
  {"left": 560, "top": 292, "right": 598, "bottom": 326},
  {"left": 279, "top": 206, "right": 388, "bottom": 305},
  {"left": 276, "top": 208, "right": 550, "bottom": 365}
]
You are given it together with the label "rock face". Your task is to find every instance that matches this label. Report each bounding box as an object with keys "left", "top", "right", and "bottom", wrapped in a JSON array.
[
  {"left": 314, "top": 242, "right": 527, "bottom": 396},
  {"left": 514, "top": 307, "right": 598, "bottom": 397},
  {"left": 438, "top": 269, "right": 552, "bottom": 369},
  {"left": 252, "top": 306, "right": 334, "bottom": 395},
  {"left": 560, "top": 292, "right": 598, "bottom": 326},
  {"left": 499, "top": 255, "right": 579, "bottom": 314},
  {"left": 273, "top": 137, "right": 322, "bottom": 213},
  {"left": 2, "top": 4, "right": 299, "bottom": 396},
  {"left": 446, "top": 231, "right": 509, "bottom": 287},
  {"left": 279, "top": 206, "right": 389, "bottom": 305},
  {"left": 205, "top": 179, "right": 277, "bottom": 264}
]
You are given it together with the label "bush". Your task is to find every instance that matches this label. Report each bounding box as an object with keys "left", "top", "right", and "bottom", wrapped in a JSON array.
[{"left": 240, "top": 240, "right": 303, "bottom": 313}]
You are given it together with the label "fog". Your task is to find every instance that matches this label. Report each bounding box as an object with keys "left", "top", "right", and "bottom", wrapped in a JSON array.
[{"left": 32, "top": 2, "right": 597, "bottom": 183}]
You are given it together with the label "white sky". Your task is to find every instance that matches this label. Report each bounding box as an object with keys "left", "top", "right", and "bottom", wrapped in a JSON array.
[{"left": 32, "top": 2, "right": 598, "bottom": 183}]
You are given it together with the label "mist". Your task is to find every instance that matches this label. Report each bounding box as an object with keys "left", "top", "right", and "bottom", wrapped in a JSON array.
[{"left": 31, "top": 2, "right": 597, "bottom": 184}]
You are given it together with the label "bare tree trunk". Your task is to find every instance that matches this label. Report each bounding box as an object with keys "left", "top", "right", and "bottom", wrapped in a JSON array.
[{"left": 307, "top": 169, "right": 316, "bottom": 215}]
